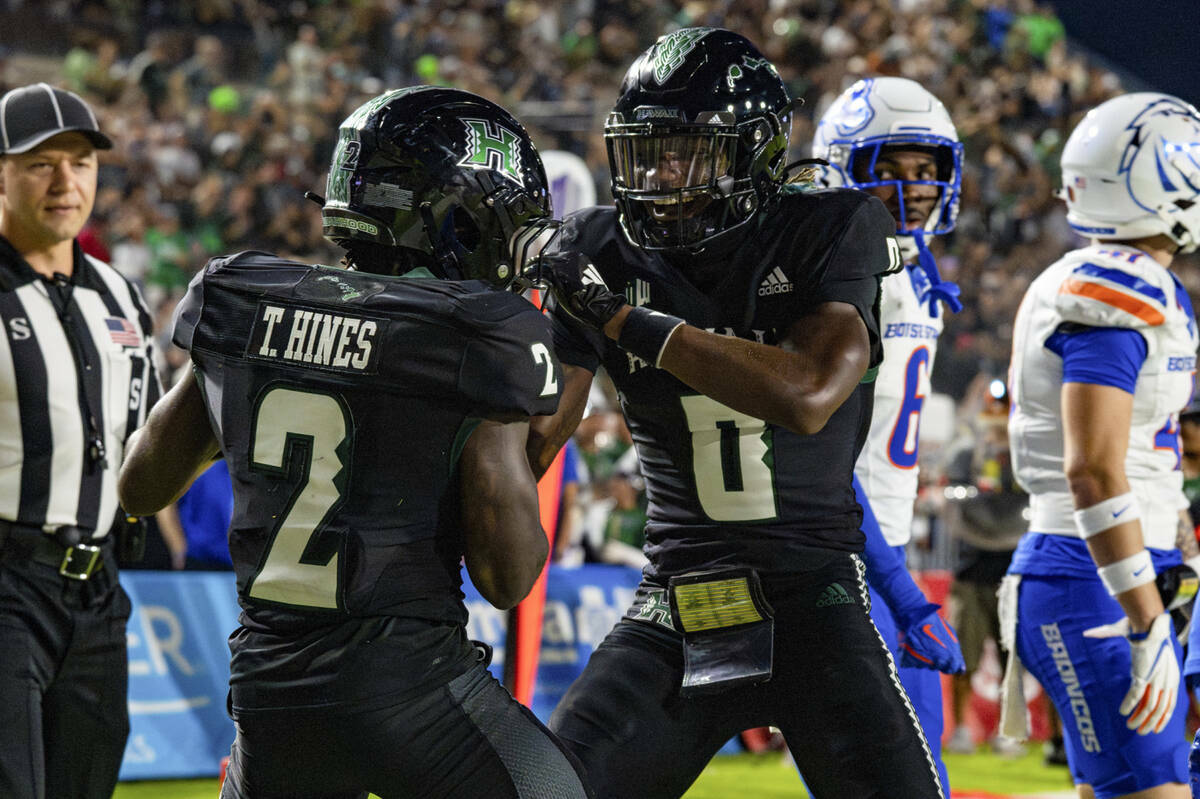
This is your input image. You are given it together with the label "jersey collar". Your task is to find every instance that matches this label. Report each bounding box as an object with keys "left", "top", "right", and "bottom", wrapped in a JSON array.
[{"left": 0, "top": 236, "right": 110, "bottom": 294}]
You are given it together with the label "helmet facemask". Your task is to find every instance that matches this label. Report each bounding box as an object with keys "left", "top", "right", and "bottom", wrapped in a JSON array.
[
  {"left": 604, "top": 28, "right": 793, "bottom": 254},
  {"left": 812, "top": 77, "right": 963, "bottom": 237},
  {"left": 607, "top": 113, "right": 787, "bottom": 252},
  {"left": 836, "top": 136, "right": 963, "bottom": 236}
]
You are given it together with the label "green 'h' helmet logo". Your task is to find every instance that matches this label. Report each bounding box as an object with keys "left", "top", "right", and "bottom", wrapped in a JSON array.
[
  {"left": 652, "top": 28, "right": 714, "bottom": 84},
  {"left": 459, "top": 118, "right": 523, "bottom": 186}
]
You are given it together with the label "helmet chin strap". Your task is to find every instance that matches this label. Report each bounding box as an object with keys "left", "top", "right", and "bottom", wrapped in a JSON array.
[
  {"left": 418, "top": 202, "right": 465, "bottom": 281},
  {"left": 910, "top": 229, "right": 962, "bottom": 316}
]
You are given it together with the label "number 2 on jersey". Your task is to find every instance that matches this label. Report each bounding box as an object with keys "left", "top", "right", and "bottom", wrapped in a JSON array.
[
  {"left": 680, "top": 395, "right": 777, "bottom": 521},
  {"left": 247, "top": 386, "right": 351, "bottom": 609}
]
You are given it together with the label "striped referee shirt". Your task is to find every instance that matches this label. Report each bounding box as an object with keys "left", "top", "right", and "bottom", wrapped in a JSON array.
[{"left": 0, "top": 235, "right": 161, "bottom": 538}]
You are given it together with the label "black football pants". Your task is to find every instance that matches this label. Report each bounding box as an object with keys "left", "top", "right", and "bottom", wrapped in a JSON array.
[
  {"left": 549, "top": 551, "right": 946, "bottom": 799},
  {"left": 0, "top": 553, "right": 130, "bottom": 799},
  {"left": 220, "top": 657, "right": 592, "bottom": 799}
]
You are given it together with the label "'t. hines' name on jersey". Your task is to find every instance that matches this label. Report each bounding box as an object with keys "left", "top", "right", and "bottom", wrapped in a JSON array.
[{"left": 247, "top": 301, "right": 382, "bottom": 373}]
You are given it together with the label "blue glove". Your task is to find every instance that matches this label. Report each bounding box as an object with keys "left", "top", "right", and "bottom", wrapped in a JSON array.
[
  {"left": 856, "top": 475, "right": 965, "bottom": 674},
  {"left": 898, "top": 604, "right": 966, "bottom": 674}
]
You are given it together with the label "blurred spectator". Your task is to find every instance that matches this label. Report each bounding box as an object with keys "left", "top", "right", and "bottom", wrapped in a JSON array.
[
  {"left": 144, "top": 205, "right": 191, "bottom": 297},
  {"left": 126, "top": 32, "right": 174, "bottom": 119},
  {"left": 77, "top": 209, "right": 112, "bottom": 262},
  {"left": 942, "top": 376, "right": 1026, "bottom": 756},
  {"left": 175, "top": 461, "right": 235, "bottom": 571},
  {"left": 284, "top": 23, "right": 327, "bottom": 109},
  {"left": 553, "top": 408, "right": 642, "bottom": 565},
  {"left": 180, "top": 35, "right": 227, "bottom": 106},
  {"left": 597, "top": 469, "right": 648, "bottom": 569},
  {"left": 1181, "top": 401, "right": 1200, "bottom": 527},
  {"left": 553, "top": 437, "right": 587, "bottom": 567}
]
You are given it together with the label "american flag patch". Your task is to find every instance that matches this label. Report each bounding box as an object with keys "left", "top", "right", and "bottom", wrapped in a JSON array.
[
  {"left": 1075, "top": 176, "right": 1087, "bottom": 188},
  {"left": 105, "top": 317, "right": 140, "bottom": 347}
]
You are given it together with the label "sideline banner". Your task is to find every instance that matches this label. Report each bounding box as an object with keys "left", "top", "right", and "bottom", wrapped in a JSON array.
[
  {"left": 117, "top": 564, "right": 644, "bottom": 779},
  {"left": 119, "top": 571, "right": 239, "bottom": 780},
  {"left": 467, "top": 563, "right": 642, "bottom": 722},
  {"left": 117, "top": 566, "right": 1029, "bottom": 780}
]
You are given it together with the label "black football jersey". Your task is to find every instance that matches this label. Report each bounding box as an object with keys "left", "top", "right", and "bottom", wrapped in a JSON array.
[
  {"left": 549, "top": 187, "right": 897, "bottom": 581},
  {"left": 174, "top": 252, "right": 562, "bottom": 630}
]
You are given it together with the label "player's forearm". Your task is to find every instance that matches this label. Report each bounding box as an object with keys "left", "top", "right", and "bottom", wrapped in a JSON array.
[
  {"left": 1070, "top": 461, "right": 1164, "bottom": 631},
  {"left": 120, "top": 427, "right": 211, "bottom": 515},
  {"left": 463, "top": 493, "right": 548, "bottom": 609},
  {"left": 646, "top": 320, "right": 865, "bottom": 436},
  {"left": 463, "top": 420, "right": 549, "bottom": 608},
  {"left": 119, "top": 373, "right": 220, "bottom": 515},
  {"left": 660, "top": 325, "right": 863, "bottom": 433},
  {"left": 526, "top": 364, "right": 591, "bottom": 479},
  {"left": 1081, "top": 516, "right": 1164, "bottom": 632},
  {"left": 1111, "top": 581, "right": 1166, "bottom": 633},
  {"left": 604, "top": 301, "right": 869, "bottom": 435}
]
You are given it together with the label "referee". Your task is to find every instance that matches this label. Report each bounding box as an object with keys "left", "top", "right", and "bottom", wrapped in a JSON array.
[{"left": 0, "top": 84, "right": 161, "bottom": 799}]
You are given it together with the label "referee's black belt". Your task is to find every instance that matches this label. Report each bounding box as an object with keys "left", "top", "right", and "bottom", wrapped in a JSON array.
[{"left": 0, "top": 520, "right": 110, "bottom": 580}]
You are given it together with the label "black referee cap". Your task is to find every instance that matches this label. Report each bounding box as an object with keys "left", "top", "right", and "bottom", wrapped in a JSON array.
[{"left": 0, "top": 83, "right": 113, "bottom": 155}]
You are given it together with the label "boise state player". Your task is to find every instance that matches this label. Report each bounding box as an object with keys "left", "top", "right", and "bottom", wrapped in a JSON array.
[
  {"left": 811, "top": 76, "right": 967, "bottom": 784},
  {"left": 118, "top": 88, "right": 590, "bottom": 799},
  {"left": 1005, "top": 93, "right": 1200, "bottom": 799},
  {"left": 529, "top": 29, "right": 945, "bottom": 799}
]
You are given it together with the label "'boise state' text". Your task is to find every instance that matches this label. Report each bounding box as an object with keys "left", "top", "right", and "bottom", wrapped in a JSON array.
[{"left": 883, "top": 322, "right": 940, "bottom": 340}]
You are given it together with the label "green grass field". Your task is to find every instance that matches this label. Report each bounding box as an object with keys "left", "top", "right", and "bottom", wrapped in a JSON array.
[{"left": 112, "top": 746, "right": 1074, "bottom": 798}]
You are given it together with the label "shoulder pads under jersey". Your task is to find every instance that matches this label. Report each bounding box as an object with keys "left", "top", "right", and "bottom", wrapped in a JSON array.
[
  {"left": 1054, "top": 257, "right": 1171, "bottom": 330},
  {"left": 454, "top": 291, "right": 562, "bottom": 418}
]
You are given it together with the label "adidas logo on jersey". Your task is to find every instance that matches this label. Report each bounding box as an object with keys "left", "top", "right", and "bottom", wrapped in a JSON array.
[
  {"left": 758, "top": 267, "right": 794, "bottom": 296},
  {"left": 815, "top": 583, "right": 855, "bottom": 608}
]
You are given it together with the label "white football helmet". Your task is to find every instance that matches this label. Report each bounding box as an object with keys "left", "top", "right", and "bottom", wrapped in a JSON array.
[
  {"left": 812, "top": 77, "right": 962, "bottom": 235},
  {"left": 1060, "top": 92, "right": 1200, "bottom": 253}
]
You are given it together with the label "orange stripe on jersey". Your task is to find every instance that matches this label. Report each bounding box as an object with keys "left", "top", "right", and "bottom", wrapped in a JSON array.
[{"left": 1059, "top": 278, "right": 1165, "bottom": 326}]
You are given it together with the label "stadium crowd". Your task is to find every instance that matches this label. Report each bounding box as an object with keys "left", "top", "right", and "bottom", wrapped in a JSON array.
[{"left": 5, "top": 0, "right": 1197, "bottom": 399}]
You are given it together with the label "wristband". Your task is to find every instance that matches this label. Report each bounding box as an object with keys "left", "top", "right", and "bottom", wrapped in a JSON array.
[
  {"left": 1073, "top": 492, "right": 1141, "bottom": 539},
  {"left": 1096, "top": 549, "right": 1155, "bottom": 596},
  {"left": 618, "top": 306, "right": 685, "bottom": 367}
]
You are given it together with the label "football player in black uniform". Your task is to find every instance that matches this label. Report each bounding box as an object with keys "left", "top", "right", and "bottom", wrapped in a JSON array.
[
  {"left": 527, "top": 29, "right": 946, "bottom": 799},
  {"left": 118, "top": 87, "right": 590, "bottom": 799}
]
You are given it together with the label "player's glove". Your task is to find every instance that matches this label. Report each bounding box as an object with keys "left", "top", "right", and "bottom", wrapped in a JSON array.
[
  {"left": 538, "top": 251, "right": 686, "bottom": 366},
  {"left": 898, "top": 605, "right": 967, "bottom": 675},
  {"left": 1084, "top": 612, "right": 1179, "bottom": 735},
  {"left": 858, "top": 499, "right": 964, "bottom": 675},
  {"left": 537, "top": 251, "right": 627, "bottom": 331}
]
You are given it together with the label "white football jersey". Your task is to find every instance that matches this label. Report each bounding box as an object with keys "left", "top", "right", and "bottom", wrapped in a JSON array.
[
  {"left": 1009, "top": 244, "right": 1196, "bottom": 550},
  {"left": 855, "top": 262, "right": 944, "bottom": 546}
]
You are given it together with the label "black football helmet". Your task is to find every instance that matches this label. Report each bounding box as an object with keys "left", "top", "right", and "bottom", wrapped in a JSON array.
[
  {"left": 322, "top": 86, "right": 553, "bottom": 288},
  {"left": 605, "top": 28, "right": 792, "bottom": 252}
]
